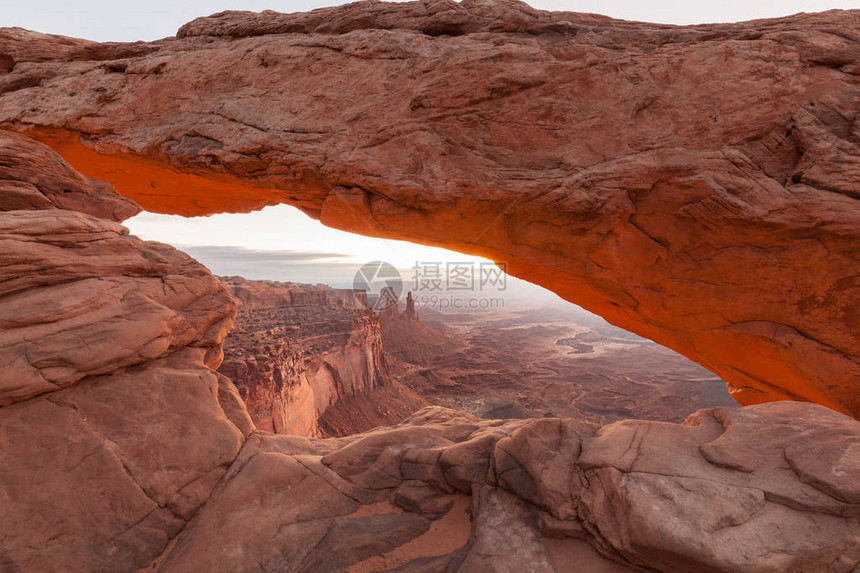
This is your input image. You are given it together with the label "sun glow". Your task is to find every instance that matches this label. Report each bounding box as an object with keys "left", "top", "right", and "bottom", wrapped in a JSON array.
[{"left": 126, "top": 204, "right": 490, "bottom": 268}]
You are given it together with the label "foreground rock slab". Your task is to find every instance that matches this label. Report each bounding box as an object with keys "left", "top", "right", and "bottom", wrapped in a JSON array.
[
  {"left": 0, "top": 0, "right": 857, "bottom": 415},
  {"left": 156, "top": 403, "right": 860, "bottom": 573}
]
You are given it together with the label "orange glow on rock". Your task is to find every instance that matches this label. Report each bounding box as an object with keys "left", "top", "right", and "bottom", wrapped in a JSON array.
[{"left": 25, "top": 129, "right": 320, "bottom": 218}]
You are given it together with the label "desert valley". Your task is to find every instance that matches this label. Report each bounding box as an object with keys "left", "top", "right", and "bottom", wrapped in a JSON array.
[{"left": 217, "top": 275, "right": 738, "bottom": 439}]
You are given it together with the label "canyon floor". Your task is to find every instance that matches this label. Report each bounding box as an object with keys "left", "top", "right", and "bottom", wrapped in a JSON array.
[
  {"left": 219, "top": 275, "right": 738, "bottom": 438},
  {"left": 384, "top": 303, "right": 738, "bottom": 426}
]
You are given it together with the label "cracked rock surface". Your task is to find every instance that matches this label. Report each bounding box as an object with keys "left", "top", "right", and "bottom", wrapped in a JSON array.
[
  {"left": 154, "top": 403, "right": 860, "bottom": 573},
  {"left": 1, "top": 1, "right": 860, "bottom": 568},
  {"left": 0, "top": 132, "right": 253, "bottom": 571}
]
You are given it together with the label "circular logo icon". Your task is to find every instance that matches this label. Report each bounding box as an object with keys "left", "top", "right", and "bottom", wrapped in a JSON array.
[{"left": 353, "top": 261, "right": 402, "bottom": 311}]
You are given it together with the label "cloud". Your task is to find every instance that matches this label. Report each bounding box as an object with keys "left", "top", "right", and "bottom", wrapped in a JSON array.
[
  {"left": 178, "top": 245, "right": 349, "bottom": 264},
  {"left": 177, "top": 245, "right": 362, "bottom": 287}
]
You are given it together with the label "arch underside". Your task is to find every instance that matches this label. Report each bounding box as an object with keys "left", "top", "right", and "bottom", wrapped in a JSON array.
[{"left": 1, "top": 3, "right": 858, "bottom": 416}]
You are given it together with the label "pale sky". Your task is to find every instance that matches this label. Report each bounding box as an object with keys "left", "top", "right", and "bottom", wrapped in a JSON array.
[
  {"left": 1, "top": 0, "right": 855, "bottom": 42},
  {"left": 2, "top": 0, "right": 852, "bottom": 300}
]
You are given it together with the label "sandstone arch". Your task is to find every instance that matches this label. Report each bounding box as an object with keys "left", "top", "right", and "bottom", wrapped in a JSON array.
[{"left": 0, "top": 0, "right": 858, "bottom": 416}]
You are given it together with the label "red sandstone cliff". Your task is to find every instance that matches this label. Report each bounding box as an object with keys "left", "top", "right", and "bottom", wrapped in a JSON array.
[
  {"left": 0, "top": 1, "right": 857, "bottom": 415},
  {"left": 0, "top": 130, "right": 255, "bottom": 571},
  {"left": 217, "top": 276, "right": 421, "bottom": 436}
]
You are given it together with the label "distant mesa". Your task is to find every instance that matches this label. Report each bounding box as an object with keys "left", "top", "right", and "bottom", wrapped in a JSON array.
[{"left": 217, "top": 275, "right": 422, "bottom": 436}]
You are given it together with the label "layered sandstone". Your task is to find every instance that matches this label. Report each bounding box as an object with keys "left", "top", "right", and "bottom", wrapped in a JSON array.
[
  {"left": 1, "top": 2, "right": 860, "bottom": 569},
  {"left": 0, "top": 0, "right": 857, "bottom": 415},
  {"left": 0, "top": 131, "right": 254, "bottom": 571},
  {"left": 154, "top": 402, "right": 860, "bottom": 572},
  {"left": 217, "top": 276, "right": 421, "bottom": 435}
]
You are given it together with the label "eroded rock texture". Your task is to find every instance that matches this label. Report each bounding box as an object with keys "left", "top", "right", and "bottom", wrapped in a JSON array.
[
  {"left": 0, "top": 131, "right": 254, "bottom": 571},
  {"left": 218, "top": 276, "right": 421, "bottom": 436},
  {"left": 154, "top": 403, "right": 860, "bottom": 572},
  {"left": 0, "top": 0, "right": 857, "bottom": 415}
]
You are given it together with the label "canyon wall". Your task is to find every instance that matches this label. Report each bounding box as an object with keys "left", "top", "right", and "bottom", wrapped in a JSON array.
[
  {"left": 0, "top": 0, "right": 858, "bottom": 416},
  {"left": 0, "top": 130, "right": 255, "bottom": 571},
  {"left": 217, "top": 276, "right": 401, "bottom": 436}
]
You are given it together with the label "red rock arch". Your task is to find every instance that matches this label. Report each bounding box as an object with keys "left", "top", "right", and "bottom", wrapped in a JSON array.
[{"left": 1, "top": 2, "right": 858, "bottom": 416}]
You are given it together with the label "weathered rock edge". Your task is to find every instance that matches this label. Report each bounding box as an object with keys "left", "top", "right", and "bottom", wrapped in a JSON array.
[
  {"left": 0, "top": 130, "right": 254, "bottom": 572},
  {"left": 155, "top": 402, "right": 860, "bottom": 573}
]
